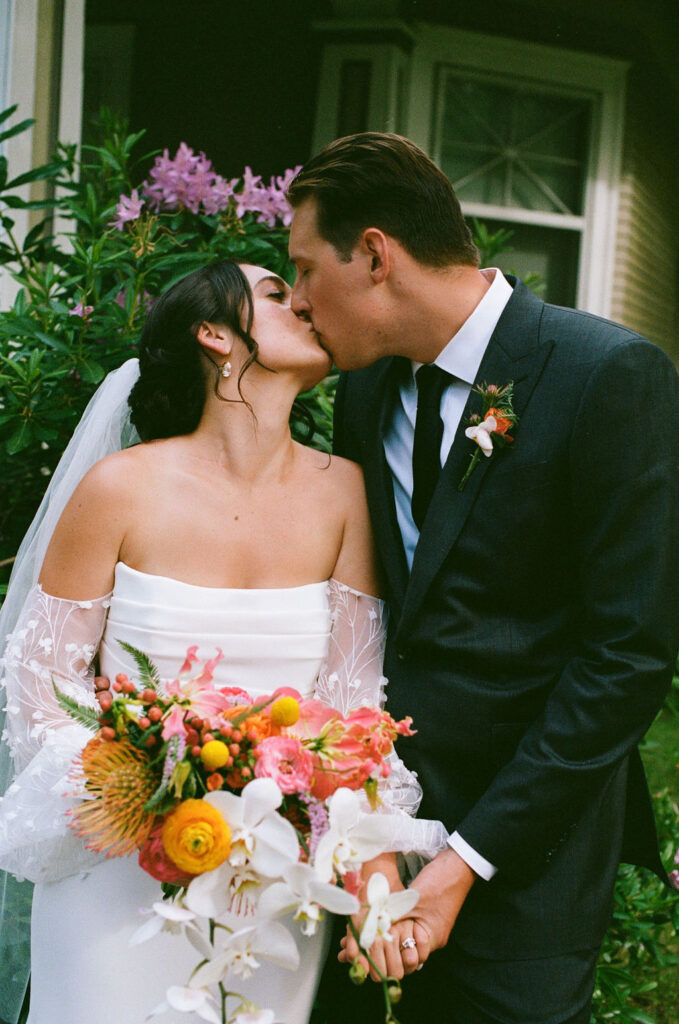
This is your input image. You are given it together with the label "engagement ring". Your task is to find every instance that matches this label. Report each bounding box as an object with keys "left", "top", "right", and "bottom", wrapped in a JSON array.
[{"left": 400, "top": 937, "right": 417, "bottom": 950}]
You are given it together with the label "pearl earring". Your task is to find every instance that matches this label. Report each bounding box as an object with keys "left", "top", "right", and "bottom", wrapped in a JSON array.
[{"left": 221, "top": 361, "right": 232, "bottom": 379}]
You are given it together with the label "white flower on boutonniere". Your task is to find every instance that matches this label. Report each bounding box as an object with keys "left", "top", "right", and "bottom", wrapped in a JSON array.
[{"left": 459, "top": 382, "right": 518, "bottom": 491}]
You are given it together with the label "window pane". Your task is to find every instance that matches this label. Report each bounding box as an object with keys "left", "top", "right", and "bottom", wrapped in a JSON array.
[
  {"left": 438, "top": 72, "right": 591, "bottom": 216},
  {"left": 473, "top": 218, "right": 580, "bottom": 307}
]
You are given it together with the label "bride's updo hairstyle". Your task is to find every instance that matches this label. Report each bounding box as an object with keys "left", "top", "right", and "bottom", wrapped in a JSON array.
[{"left": 128, "top": 260, "right": 259, "bottom": 441}]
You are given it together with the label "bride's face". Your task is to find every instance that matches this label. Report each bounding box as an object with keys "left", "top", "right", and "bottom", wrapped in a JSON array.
[{"left": 237, "top": 263, "right": 332, "bottom": 389}]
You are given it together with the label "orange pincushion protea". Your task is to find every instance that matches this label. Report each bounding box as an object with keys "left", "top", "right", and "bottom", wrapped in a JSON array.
[
  {"left": 162, "top": 798, "right": 231, "bottom": 874},
  {"left": 69, "top": 737, "right": 158, "bottom": 857}
]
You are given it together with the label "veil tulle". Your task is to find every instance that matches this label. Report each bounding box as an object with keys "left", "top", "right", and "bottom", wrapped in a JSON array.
[{"left": 0, "top": 358, "right": 141, "bottom": 1024}]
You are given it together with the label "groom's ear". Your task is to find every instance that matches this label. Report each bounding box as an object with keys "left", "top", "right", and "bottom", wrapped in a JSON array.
[
  {"left": 196, "top": 321, "right": 232, "bottom": 356},
  {"left": 361, "top": 228, "right": 390, "bottom": 283}
]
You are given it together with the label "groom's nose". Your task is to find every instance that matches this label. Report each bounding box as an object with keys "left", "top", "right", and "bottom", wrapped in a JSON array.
[{"left": 291, "top": 280, "right": 311, "bottom": 321}]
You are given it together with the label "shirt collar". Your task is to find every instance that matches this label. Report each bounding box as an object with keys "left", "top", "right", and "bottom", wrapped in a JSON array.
[{"left": 410, "top": 268, "right": 513, "bottom": 386}]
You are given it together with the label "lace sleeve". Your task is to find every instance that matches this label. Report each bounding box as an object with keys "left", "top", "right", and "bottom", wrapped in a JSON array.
[
  {"left": 0, "top": 585, "right": 110, "bottom": 882},
  {"left": 314, "top": 579, "right": 448, "bottom": 865}
]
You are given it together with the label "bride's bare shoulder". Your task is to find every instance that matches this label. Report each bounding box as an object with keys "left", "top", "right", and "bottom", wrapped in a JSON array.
[
  {"left": 323, "top": 453, "right": 368, "bottom": 502},
  {"left": 75, "top": 439, "right": 177, "bottom": 496}
]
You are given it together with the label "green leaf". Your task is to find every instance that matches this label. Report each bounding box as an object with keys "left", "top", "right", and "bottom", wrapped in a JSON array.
[
  {"left": 0, "top": 105, "right": 19, "bottom": 127},
  {"left": 116, "top": 640, "right": 161, "bottom": 689},
  {"left": 0, "top": 117, "right": 35, "bottom": 145},
  {"left": 7, "top": 419, "right": 32, "bottom": 454},
  {"left": 53, "top": 683, "right": 99, "bottom": 731},
  {"left": 5, "top": 161, "right": 66, "bottom": 190},
  {"left": 144, "top": 781, "right": 174, "bottom": 813},
  {"left": 75, "top": 358, "right": 105, "bottom": 384}
]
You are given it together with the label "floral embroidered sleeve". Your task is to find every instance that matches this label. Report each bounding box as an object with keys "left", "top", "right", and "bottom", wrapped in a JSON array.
[
  {"left": 0, "top": 585, "right": 111, "bottom": 882},
  {"left": 315, "top": 579, "right": 448, "bottom": 864}
]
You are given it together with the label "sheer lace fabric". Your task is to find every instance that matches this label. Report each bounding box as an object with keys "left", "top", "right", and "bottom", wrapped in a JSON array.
[
  {"left": 0, "top": 586, "right": 111, "bottom": 883},
  {"left": 316, "top": 580, "right": 448, "bottom": 863}
]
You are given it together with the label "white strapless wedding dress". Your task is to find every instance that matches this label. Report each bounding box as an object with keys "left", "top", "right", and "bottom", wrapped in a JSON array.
[
  {"left": 1, "top": 564, "right": 445, "bottom": 1024},
  {"left": 29, "top": 564, "right": 334, "bottom": 1024}
]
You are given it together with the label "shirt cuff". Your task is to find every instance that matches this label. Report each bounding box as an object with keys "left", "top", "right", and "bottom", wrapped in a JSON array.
[{"left": 448, "top": 831, "right": 497, "bottom": 881}]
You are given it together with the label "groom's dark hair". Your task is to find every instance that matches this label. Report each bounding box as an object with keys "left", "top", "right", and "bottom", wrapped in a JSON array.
[{"left": 287, "top": 132, "right": 479, "bottom": 268}]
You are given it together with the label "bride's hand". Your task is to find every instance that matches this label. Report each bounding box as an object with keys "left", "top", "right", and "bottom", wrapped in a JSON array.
[{"left": 337, "top": 853, "right": 428, "bottom": 980}]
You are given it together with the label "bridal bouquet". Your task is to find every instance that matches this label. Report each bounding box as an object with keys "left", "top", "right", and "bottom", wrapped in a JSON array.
[{"left": 59, "top": 643, "right": 419, "bottom": 1024}]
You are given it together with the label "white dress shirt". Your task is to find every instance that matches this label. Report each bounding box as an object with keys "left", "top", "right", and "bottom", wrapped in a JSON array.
[{"left": 382, "top": 268, "right": 513, "bottom": 881}]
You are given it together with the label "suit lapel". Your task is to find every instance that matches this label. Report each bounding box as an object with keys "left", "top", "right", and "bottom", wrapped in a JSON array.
[
  {"left": 359, "top": 358, "right": 410, "bottom": 610},
  {"left": 396, "top": 279, "right": 554, "bottom": 640}
]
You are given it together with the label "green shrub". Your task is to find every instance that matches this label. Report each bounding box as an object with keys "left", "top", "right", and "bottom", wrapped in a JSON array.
[{"left": 0, "top": 107, "right": 333, "bottom": 575}]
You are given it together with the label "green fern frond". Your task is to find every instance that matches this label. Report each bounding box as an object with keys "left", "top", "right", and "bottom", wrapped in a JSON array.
[
  {"left": 53, "top": 683, "right": 99, "bottom": 731},
  {"left": 116, "top": 640, "right": 160, "bottom": 690}
]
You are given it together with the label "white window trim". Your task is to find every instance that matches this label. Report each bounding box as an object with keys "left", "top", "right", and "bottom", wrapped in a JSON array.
[{"left": 406, "top": 25, "right": 628, "bottom": 317}]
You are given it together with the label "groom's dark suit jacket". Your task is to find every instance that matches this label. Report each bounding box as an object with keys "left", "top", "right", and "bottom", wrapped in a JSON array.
[{"left": 334, "top": 276, "right": 679, "bottom": 960}]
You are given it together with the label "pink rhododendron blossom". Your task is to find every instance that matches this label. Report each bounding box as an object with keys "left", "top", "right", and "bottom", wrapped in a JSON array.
[
  {"left": 69, "top": 302, "right": 94, "bottom": 319},
  {"left": 112, "top": 189, "right": 144, "bottom": 230},
  {"left": 130, "top": 142, "right": 296, "bottom": 225},
  {"left": 254, "top": 736, "right": 314, "bottom": 794}
]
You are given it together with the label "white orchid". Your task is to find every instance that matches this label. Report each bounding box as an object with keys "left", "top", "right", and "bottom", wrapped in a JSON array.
[
  {"left": 186, "top": 779, "right": 300, "bottom": 920},
  {"left": 190, "top": 921, "right": 299, "bottom": 988},
  {"left": 313, "top": 787, "right": 391, "bottom": 883},
  {"left": 464, "top": 416, "right": 497, "bottom": 456},
  {"left": 359, "top": 871, "right": 420, "bottom": 950},
  {"left": 148, "top": 985, "right": 220, "bottom": 1023},
  {"left": 206, "top": 778, "right": 299, "bottom": 875},
  {"left": 130, "top": 900, "right": 212, "bottom": 960},
  {"left": 232, "top": 1008, "right": 278, "bottom": 1024},
  {"left": 258, "top": 861, "right": 360, "bottom": 936}
]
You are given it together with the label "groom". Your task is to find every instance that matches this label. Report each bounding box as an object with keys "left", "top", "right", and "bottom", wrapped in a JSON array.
[{"left": 287, "top": 133, "right": 679, "bottom": 1023}]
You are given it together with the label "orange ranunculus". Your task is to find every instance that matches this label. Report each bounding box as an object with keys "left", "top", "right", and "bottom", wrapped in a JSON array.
[
  {"left": 486, "top": 407, "right": 514, "bottom": 439},
  {"left": 223, "top": 705, "right": 272, "bottom": 741},
  {"left": 162, "top": 798, "right": 231, "bottom": 874}
]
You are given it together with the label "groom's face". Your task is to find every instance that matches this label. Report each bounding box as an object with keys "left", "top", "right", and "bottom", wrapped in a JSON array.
[{"left": 289, "top": 198, "right": 383, "bottom": 370}]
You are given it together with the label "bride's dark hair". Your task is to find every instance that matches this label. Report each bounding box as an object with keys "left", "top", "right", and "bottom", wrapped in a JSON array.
[{"left": 128, "top": 260, "right": 260, "bottom": 441}]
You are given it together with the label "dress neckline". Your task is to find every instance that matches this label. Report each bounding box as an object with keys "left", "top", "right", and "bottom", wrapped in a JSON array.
[{"left": 114, "top": 561, "right": 330, "bottom": 595}]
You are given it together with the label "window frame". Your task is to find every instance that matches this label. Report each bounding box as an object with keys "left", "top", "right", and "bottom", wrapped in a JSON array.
[{"left": 406, "top": 26, "right": 628, "bottom": 316}]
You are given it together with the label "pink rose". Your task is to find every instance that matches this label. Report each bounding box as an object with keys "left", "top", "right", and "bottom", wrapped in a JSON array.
[
  {"left": 138, "top": 820, "right": 195, "bottom": 885},
  {"left": 254, "top": 736, "right": 313, "bottom": 794}
]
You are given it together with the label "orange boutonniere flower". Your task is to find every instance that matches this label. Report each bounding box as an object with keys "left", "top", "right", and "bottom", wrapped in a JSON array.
[{"left": 459, "top": 383, "right": 518, "bottom": 491}]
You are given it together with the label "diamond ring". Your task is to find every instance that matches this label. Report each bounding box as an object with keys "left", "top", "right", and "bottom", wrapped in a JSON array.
[{"left": 400, "top": 937, "right": 417, "bottom": 950}]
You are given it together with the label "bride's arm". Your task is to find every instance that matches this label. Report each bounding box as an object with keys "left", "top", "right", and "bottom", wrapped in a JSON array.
[
  {"left": 39, "top": 450, "right": 130, "bottom": 599},
  {"left": 0, "top": 455, "right": 129, "bottom": 882}
]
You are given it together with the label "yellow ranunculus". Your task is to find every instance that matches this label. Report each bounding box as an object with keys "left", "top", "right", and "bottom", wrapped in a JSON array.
[
  {"left": 270, "top": 696, "right": 300, "bottom": 728},
  {"left": 200, "top": 739, "right": 230, "bottom": 770},
  {"left": 162, "top": 799, "right": 231, "bottom": 874}
]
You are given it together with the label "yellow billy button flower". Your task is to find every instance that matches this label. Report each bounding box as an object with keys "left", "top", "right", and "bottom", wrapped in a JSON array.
[
  {"left": 271, "top": 696, "right": 300, "bottom": 728},
  {"left": 200, "top": 739, "right": 231, "bottom": 770},
  {"left": 162, "top": 799, "right": 231, "bottom": 874}
]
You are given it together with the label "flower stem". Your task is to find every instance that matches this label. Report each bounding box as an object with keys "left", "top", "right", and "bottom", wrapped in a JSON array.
[
  {"left": 348, "top": 919, "right": 401, "bottom": 1024},
  {"left": 458, "top": 450, "right": 480, "bottom": 492}
]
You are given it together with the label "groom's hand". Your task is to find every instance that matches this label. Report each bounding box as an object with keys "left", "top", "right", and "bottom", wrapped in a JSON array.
[{"left": 408, "top": 847, "right": 476, "bottom": 954}]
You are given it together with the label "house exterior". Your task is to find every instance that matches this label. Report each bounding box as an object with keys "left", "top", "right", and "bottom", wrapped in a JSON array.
[{"left": 1, "top": 0, "right": 677, "bottom": 359}]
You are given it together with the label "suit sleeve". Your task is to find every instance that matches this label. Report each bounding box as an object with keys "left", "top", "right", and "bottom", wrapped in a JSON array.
[{"left": 455, "top": 338, "right": 679, "bottom": 878}]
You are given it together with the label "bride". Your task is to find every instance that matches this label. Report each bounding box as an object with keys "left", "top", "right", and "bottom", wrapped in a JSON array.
[{"left": 0, "top": 260, "right": 446, "bottom": 1024}]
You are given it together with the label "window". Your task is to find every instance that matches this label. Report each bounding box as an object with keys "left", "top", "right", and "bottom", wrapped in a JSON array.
[{"left": 408, "top": 27, "right": 627, "bottom": 314}]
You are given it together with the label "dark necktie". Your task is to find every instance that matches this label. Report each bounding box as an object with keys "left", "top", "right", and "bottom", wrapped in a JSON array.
[{"left": 411, "top": 364, "right": 449, "bottom": 530}]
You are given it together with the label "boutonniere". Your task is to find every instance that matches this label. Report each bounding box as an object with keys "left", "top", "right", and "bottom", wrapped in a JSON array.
[{"left": 458, "top": 382, "right": 518, "bottom": 492}]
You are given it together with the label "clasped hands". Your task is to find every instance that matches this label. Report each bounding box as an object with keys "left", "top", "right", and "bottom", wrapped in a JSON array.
[{"left": 338, "top": 848, "right": 476, "bottom": 981}]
